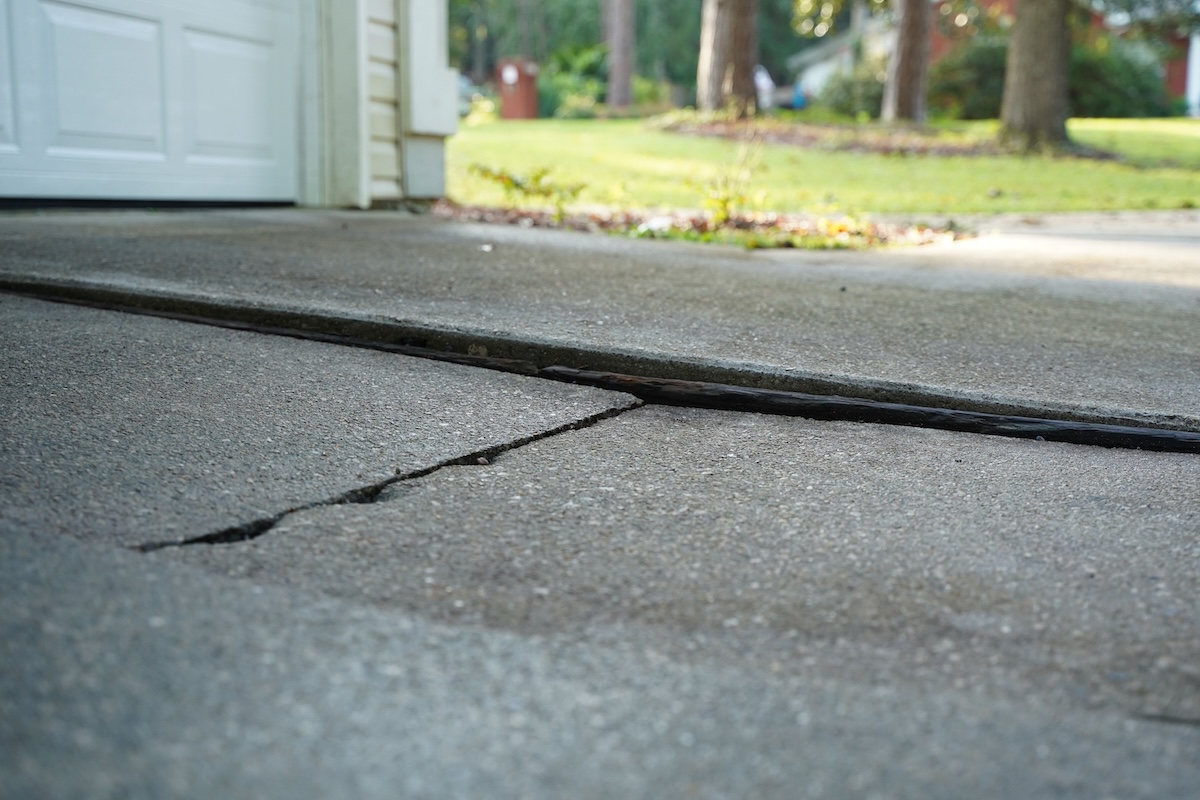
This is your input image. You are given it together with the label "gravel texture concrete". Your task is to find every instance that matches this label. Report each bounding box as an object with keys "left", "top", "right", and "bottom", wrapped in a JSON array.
[
  {"left": 170, "top": 405, "right": 1200, "bottom": 723},
  {"left": 4, "top": 408, "right": 1199, "bottom": 799},
  {"left": 3, "top": 210, "right": 1199, "bottom": 798},
  {"left": 1, "top": 209, "right": 1197, "bottom": 429},
  {"left": 0, "top": 295, "right": 637, "bottom": 548}
]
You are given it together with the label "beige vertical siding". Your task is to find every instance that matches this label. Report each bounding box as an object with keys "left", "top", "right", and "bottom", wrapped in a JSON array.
[{"left": 366, "top": 0, "right": 402, "bottom": 201}]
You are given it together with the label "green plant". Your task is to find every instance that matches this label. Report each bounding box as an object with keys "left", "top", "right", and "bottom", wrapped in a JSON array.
[
  {"left": 468, "top": 163, "right": 585, "bottom": 222},
  {"left": 929, "top": 33, "right": 1171, "bottom": 121},
  {"left": 539, "top": 71, "right": 606, "bottom": 119},
  {"left": 1070, "top": 38, "right": 1169, "bottom": 118},
  {"left": 631, "top": 75, "right": 676, "bottom": 114},
  {"left": 554, "top": 89, "right": 603, "bottom": 119},
  {"left": 928, "top": 36, "right": 1009, "bottom": 120},
  {"left": 546, "top": 42, "right": 608, "bottom": 80},
  {"left": 773, "top": 106, "right": 858, "bottom": 125},
  {"left": 699, "top": 138, "right": 763, "bottom": 226},
  {"left": 1167, "top": 96, "right": 1191, "bottom": 117},
  {"left": 538, "top": 43, "right": 609, "bottom": 119},
  {"left": 632, "top": 75, "right": 668, "bottom": 105},
  {"left": 816, "top": 56, "right": 886, "bottom": 120}
]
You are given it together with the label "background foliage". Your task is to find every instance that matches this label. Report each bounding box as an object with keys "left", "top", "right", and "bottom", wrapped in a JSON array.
[
  {"left": 451, "top": 0, "right": 1189, "bottom": 120},
  {"left": 930, "top": 33, "right": 1172, "bottom": 120},
  {"left": 450, "top": 0, "right": 809, "bottom": 114}
]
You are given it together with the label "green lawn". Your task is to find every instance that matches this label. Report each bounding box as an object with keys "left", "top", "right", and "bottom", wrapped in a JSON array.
[
  {"left": 1068, "top": 118, "right": 1200, "bottom": 170},
  {"left": 446, "top": 117, "right": 1200, "bottom": 217}
]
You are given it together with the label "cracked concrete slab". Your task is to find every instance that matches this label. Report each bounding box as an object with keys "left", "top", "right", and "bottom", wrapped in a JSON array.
[
  {"left": 12, "top": 403, "right": 1189, "bottom": 797},
  {"left": 167, "top": 406, "right": 1200, "bottom": 731},
  {"left": 0, "top": 295, "right": 637, "bottom": 548},
  {"left": 3, "top": 209, "right": 1200, "bottom": 797},
  {"left": 5, "top": 521, "right": 1199, "bottom": 799},
  {"left": 2, "top": 209, "right": 1198, "bottom": 429}
]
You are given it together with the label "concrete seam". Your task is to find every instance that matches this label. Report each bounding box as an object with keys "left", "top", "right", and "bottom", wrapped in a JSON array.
[
  {"left": 2, "top": 276, "right": 1191, "bottom": 432},
  {"left": 7, "top": 280, "right": 1200, "bottom": 454}
]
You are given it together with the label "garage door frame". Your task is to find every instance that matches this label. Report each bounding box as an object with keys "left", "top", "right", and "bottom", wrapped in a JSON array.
[{"left": 0, "top": 0, "right": 454, "bottom": 206}]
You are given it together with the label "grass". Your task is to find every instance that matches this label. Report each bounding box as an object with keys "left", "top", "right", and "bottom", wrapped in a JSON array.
[
  {"left": 1067, "top": 118, "right": 1200, "bottom": 170},
  {"left": 446, "top": 116, "right": 1200, "bottom": 217}
]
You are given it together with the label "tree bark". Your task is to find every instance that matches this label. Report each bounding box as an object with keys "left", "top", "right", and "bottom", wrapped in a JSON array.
[
  {"left": 723, "top": 0, "right": 758, "bottom": 117},
  {"left": 696, "top": 0, "right": 759, "bottom": 116},
  {"left": 881, "top": 0, "right": 931, "bottom": 123},
  {"left": 605, "top": 0, "right": 635, "bottom": 108},
  {"left": 470, "top": 5, "right": 487, "bottom": 85},
  {"left": 517, "top": 0, "right": 532, "bottom": 57},
  {"left": 1000, "top": 0, "right": 1071, "bottom": 150},
  {"left": 697, "top": 0, "right": 725, "bottom": 111}
]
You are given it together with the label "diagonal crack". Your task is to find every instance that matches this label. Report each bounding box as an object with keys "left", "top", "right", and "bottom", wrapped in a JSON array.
[
  {"left": 1133, "top": 712, "right": 1200, "bottom": 729},
  {"left": 133, "top": 399, "right": 641, "bottom": 552}
]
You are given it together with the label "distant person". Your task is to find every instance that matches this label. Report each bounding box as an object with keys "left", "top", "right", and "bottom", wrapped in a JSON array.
[{"left": 755, "top": 66, "right": 776, "bottom": 112}]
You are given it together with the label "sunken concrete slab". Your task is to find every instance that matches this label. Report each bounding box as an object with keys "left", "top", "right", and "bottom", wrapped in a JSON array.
[
  {"left": 168, "top": 405, "right": 1200, "bottom": 726},
  {"left": 2, "top": 209, "right": 1198, "bottom": 430},
  {"left": 4, "top": 514, "right": 1198, "bottom": 799},
  {"left": 95, "top": 404, "right": 1200, "bottom": 796},
  {"left": 0, "top": 295, "right": 637, "bottom": 548}
]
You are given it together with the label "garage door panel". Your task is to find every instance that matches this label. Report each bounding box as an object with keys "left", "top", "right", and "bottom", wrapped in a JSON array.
[
  {"left": 40, "top": 1, "right": 165, "bottom": 157},
  {"left": 0, "top": 0, "right": 17, "bottom": 151},
  {"left": 1, "top": 0, "right": 298, "bottom": 200},
  {"left": 184, "top": 28, "right": 275, "bottom": 162}
]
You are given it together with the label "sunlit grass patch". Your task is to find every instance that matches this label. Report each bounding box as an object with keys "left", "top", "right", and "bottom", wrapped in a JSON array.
[{"left": 446, "top": 117, "right": 1200, "bottom": 219}]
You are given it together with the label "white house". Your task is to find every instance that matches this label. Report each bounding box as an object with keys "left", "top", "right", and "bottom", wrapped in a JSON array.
[
  {"left": 786, "top": 12, "right": 892, "bottom": 102},
  {"left": 0, "top": 0, "right": 457, "bottom": 207}
]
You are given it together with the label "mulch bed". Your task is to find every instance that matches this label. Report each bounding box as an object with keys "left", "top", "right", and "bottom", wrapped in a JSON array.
[
  {"left": 432, "top": 200, "right": 967, "bottom": 249},
  {"left": 667, "top": 118, "right": 1009, "bottom": 158}
]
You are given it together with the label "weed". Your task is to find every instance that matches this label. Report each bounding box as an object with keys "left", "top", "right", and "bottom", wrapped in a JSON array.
[
  {"left": 697, "top": 136, "right": 764, "bottom": 227},
  {"left": 468, "top": 164, "right": 585, "bottom": 223}
]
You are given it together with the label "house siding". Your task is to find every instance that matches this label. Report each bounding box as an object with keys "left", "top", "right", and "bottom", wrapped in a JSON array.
[{"left": 366, "top": 0, "right": 403, "bottom": 201}]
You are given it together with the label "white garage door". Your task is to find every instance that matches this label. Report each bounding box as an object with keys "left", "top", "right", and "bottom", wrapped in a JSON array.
[{"left": 0, "top": 0, "right": 299, "bottom": 201}]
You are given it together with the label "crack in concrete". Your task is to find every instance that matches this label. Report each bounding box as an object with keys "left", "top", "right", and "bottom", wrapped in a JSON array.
[
  {"left": 1134, "top": 712, "right": 1200, "bottom": 729},
  {"left": 8, "top": 282, "right": 1198, "bottom": 552},
  {"left": 133, "top": 399, "right": 642, "bottom": 552}
]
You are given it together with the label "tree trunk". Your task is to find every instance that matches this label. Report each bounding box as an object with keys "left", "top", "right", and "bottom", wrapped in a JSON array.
[
  {"left": 881, "top": 0, "right": 931, "bottom": 123},
  {"left": 517, "top": 0, "right": 532, "bottom": 57},
  {"left": 470, "top": 5, "right": 487, "bottom": 85},
  {"left": 605, "top": 0, "right": 635, "bottom": 108},
  {"left": 697, "top": 0, "right": 725, "bottom": 111},
  {"left": 1000, "top": 0, "right": 1071, "bottom": 150},
  {"left": 696, "top": 0, "right": 758, "bottom": 116},
  {"left": 723, "top": 0, "right": 758, "bottom": 117}
]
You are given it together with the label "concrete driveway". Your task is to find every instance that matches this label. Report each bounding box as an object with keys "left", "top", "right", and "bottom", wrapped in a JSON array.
[{"left": 2, "top": 210, "right": 1198, "bottom": 798}]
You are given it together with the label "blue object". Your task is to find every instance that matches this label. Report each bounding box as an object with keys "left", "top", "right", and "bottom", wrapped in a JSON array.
[{"left": 792, "top": 81, "right": 807, "bottom": 110}]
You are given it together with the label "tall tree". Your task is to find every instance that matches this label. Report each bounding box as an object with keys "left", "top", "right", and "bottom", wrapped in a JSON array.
[
  {"left": 1000, "top": 0, "right": 1200, "bottom": 150},
  {"left": 697, "top": 0, "right": 727, "bottom": 110},
  {"left": 881, "top": 0, "right": 931, "bottom": 122},
  {"left": 697, "top": 0, "right": 760, "bottom": 115},
  {"left": 999, "top": 0, "right": 1071, "bottom": 150},
  {"left": 605, "top": 0, "right": 636, "bottom": 108}
]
